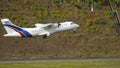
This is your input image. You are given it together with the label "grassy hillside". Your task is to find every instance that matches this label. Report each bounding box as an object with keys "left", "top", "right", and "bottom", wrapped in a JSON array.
[{"left": 0, "top": 0, "right": 120, "bottom": 59}]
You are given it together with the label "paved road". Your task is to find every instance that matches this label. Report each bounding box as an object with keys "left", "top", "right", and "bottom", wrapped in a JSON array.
[{"left": 0, "top": 57, "right": 120, "bottom": 63}]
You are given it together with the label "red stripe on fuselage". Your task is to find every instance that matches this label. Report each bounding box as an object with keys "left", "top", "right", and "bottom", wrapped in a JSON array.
[
  {"left": 13, "top": 29, "right": 26, "bottom": 37},
  {"left": 9, "top": 27, "right": 26, "bottom": 37}
]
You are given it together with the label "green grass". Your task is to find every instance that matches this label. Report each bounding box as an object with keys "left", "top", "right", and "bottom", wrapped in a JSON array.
[
  {"left": 0, "top": 60, "right": 120, "bottom": 68},
  {"left": 0, "top": 0, "right": 120, "bottom": 59}
]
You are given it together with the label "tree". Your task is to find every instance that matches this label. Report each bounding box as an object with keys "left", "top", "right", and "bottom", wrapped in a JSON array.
[{"left": 112, "top": 0, "right": 120, "bottom": 7}]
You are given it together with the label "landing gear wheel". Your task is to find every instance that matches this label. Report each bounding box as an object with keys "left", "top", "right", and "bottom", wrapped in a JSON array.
[{"left": 43, "top": 35, "right": 48, "bottom": 39}]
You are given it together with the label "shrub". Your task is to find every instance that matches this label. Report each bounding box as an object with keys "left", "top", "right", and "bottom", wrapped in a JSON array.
[
  {"left": 95, "top": 3, "right": 103, "bottom": 10},
  {"left": 113, "top": 22, "right": 120, "bottom": 28},
  {"left": 85, "top": 0, "right": 92, "bottom": 4},
  {"left": 95, "top": 0, "right": 108, "bottom": 6},
  {"left": 63, "top": 32, "right": 70, "bottom": 38},
  {"left": 60, "top": 14, "right": 69, "bottom": 21},
  {"left": 24, "top": 0, "right": 28, "bottom": 4},
  {"left": 84, "top": 28, "right": 90, "bottom": 34},
  {"left": 38, "top": 11, "right": 42, "bottom": 17},
  {"left": 80, "top": 10, "right": 87, "bottom": 19},
  {"left": 44, "top": 4, "right": 49, "bottom": 11},
  {"left": 37, "top": 20, "right": 44, "bottom": 24},
  {"left": 84, "top": 18, "right": 104, "bottom": 34},
  {"left": 112, "top": 0, "right": 120, "bottom": 7},
  {"left": 33, "top": 1, "right": 39, "bottom": 10},
  {"left": 93, "top": 17, "right": 106, "bottom": 25},
  {"left": 105, "top": 10, "right": 116, "bottom": 19},
  {"left": 53, "top": 0, "right": 63, "bottom": 7},
  {"left": 3, "top": 1, "right": 9, "bottom": 7},
  {"left": 74, "top": 3, "right": 82, "bottom": 9},
  {"left": 8, "top": 6, "right": 16, "bottom": 11},
  {"left": 90, "top": 26, "right": 96, "bottom": 32},
  {"left": 104, "top": 10, "right": 112, "bottom": 19},
  {"left": 84, "top": 20, "right": 93, "bottom": 28},
  {"left": 90, "top": 26, "right": 101, "bottom": 33},
  {"left": 43, "top": 11, "right": 49, "bottom": 18},
  {"left": 65, "top": 0, "right": 73, "bottom": 4},
  {"left": 110, "top": 11, "right": 116, "bottom": 18}
]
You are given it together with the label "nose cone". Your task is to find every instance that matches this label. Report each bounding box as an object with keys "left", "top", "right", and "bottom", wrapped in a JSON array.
[{"left": 75, "top": 24, "right": 79, "bottom": 28}]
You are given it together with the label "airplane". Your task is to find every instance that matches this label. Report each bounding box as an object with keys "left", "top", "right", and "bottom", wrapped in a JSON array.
[{"left": 1, "top": 18, "right": 79, "bottom": 38}]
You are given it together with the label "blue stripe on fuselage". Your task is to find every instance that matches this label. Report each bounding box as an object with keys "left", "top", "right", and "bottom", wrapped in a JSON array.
[{"left": 3, "top": 24, "right": 32, "bottom": 37}]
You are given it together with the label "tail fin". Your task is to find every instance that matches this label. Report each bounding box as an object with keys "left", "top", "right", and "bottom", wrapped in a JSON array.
[{"left": 1, "top": 18, "right": 18, "bottom": 34}]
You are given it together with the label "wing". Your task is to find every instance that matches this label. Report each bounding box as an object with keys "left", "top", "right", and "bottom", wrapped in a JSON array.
[
  {"left": 35, "top": 23, "right": 53, "bottom": 28},
  {"left": 35, "top": 23, "right": 59, "bottom": 28}
]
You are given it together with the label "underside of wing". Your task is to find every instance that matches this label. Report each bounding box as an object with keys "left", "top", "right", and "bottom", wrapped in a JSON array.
[{"left": 38, "top": 31, "right": 51, "bottom": 38}]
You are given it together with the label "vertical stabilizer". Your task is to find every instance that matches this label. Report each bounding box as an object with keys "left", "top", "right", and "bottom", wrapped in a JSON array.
[{"left": 1, "top": 19, "right": 16, "bottom": 34}]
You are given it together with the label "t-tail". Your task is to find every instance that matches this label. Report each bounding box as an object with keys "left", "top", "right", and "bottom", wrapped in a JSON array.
[
  {"left": 1, "top": 18, "right": 32, "bottom": 37},
  {"left": 1, "top": 18, "right": 19, "bottom": 34}
]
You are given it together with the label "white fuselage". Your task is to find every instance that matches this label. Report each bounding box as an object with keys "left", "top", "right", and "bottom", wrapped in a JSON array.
[{"left": 3, "top": 21, "right": 79, "bottom": 37}]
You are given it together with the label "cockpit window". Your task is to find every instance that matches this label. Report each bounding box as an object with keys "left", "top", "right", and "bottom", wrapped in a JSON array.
[{"left": 70, "top": 22, "right": 74, "bottom": 25}]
